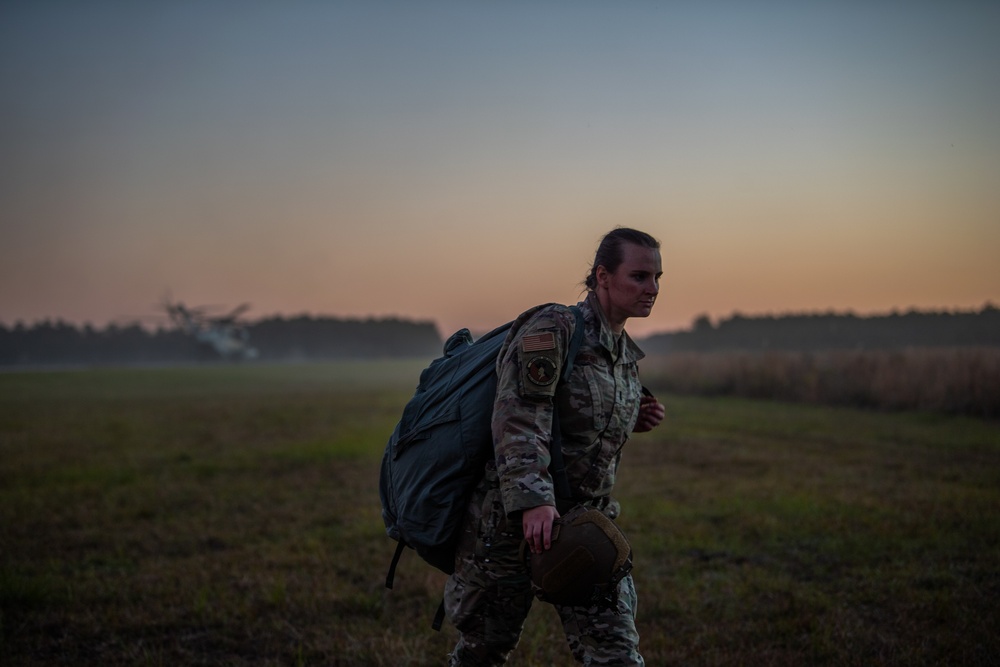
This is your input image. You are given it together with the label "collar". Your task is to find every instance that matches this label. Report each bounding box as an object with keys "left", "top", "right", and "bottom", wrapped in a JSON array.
[{"left": 581, "top": 292, "right": 645, "bottom": 362}]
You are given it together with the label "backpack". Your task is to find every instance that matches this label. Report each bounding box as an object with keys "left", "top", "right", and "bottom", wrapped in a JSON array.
[{"left": 379, "top": 304, "right": 585, "bottom": 603}]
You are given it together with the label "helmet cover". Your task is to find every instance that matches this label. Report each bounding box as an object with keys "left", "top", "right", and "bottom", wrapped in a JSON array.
[{"left": 523, "top": 505, "right": 632, "bottom": 606}]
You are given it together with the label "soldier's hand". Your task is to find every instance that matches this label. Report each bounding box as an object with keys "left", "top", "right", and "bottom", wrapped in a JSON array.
[
  {"left": 633, "top": 395, "right": 665, "bottom": 432},
  {"left": 522, "top": 505, "right": 559, "bottom": 554}
]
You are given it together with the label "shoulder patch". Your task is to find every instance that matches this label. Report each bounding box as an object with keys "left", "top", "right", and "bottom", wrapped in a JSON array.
[
  {"left": 522, "top": 332, "right": 556, "bottom": 352},
  {"left": 525, "top": 356, "right": 558, "bottom": 386}
]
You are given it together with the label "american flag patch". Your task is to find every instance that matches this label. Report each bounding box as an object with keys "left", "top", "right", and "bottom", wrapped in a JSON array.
[{"left": 521, "top": 332, "right": 556, "bottom": 352}]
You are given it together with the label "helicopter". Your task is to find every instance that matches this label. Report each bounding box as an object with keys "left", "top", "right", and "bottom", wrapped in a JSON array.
[{"left": 162, "top": 299, "right": 259, "bottom": 361}]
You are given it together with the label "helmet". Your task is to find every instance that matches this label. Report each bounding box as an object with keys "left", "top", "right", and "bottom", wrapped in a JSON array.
[{"left": 522, "top": 505, "right": 633, "bottom": 607}]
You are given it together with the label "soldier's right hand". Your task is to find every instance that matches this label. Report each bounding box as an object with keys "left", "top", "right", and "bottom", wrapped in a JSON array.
[{"left": 522, "top": 505, "right": 560, "bottom": 554}]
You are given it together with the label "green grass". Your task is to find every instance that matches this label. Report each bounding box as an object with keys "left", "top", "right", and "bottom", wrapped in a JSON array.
[{"left": 1, "top": 364, "right": 998, "bottom": 665}]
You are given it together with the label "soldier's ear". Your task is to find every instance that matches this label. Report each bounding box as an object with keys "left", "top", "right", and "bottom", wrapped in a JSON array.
[{"left": 595, "top": 264, "right": 611, "bottom": 289}]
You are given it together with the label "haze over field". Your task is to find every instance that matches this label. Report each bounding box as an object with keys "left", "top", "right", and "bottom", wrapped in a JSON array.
[{"left": 2, "top": 1, "right": 998, "bottom": 338}]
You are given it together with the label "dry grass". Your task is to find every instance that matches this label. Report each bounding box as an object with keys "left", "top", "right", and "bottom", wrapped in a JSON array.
[
  {"left": 1, "top": 363, "right": 998, "bottom": 665},
  {"left": 641, "top": 347, "right": 1000, "bottom": 418}
]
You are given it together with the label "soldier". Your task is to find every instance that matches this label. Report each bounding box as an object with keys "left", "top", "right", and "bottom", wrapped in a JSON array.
[{"left": 444, "top": 227, "right": 666, "bottom": 665}]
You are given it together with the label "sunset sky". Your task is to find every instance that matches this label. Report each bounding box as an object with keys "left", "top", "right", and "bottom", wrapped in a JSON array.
[{"left": 2, "top": 1, "right": 998, "bottom": 338}]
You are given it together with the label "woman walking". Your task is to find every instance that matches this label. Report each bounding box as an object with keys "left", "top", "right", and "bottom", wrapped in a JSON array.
[{"left": 444, "top": 227, "right": 666, "bottom": 665}]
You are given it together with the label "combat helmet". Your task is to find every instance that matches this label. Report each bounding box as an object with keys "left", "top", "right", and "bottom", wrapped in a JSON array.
[{"left": 522, "top": 504, "right": 633, "bottom": 607}]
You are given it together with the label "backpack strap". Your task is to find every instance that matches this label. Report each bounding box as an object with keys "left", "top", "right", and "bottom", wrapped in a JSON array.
[
  {"left": 385, "top": 539, "right": 406, "bottom": 590},
  {"left": 564, "top": 306, "right": 586, "bottom": 380},
  {"left": 549, "top": 306, "right": 585, "bottom": 506},
  {"left": 432, "top": 599, "right": 447, "bottom": 631}
]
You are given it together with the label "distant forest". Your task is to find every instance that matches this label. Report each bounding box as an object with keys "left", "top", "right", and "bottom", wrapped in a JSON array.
[
  {"left": 642, "top": 304, "right": 1000, "bottom": 353},
  {"left": 0, "top": 315, "right": 442, "bottom": 366},
  {"left": 3, "top": 305, "right": 998, "bottom": 367}
]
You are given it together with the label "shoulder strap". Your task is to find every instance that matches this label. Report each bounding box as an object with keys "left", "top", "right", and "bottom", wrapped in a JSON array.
[
  {"left": 564, "top": 306, "right": 586, "bottom": 379},
  {"left": 549, "top": 306, "right": 585, "bottom": 504}
]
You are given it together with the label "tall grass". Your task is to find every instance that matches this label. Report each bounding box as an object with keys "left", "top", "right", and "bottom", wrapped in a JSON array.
[
  {"left": 641, "top": 347, "right": 1000, "bottom": 418},
  {"left": 1, "top": 363, "right": 998, "bottom": 665}
]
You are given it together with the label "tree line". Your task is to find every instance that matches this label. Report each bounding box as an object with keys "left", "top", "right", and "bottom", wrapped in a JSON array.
[
  {"left": 4, "top": 304, "right": 998, "bottom": 366},
  {"left": 642, "top": 303, "right": 1000, "bottom": 353},
  {"left": 0, "top": 315, "right": 442, "bottom": 366}
]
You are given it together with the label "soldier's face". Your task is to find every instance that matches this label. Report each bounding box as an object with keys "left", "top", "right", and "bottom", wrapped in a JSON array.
[{"left": 599, "top": 243, "right": 662, "bottom": 327}]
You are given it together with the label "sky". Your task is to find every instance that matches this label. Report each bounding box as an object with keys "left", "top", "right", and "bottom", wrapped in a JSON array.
[{"left": 2, "top": 1, "right": 998, "bottom": 338}]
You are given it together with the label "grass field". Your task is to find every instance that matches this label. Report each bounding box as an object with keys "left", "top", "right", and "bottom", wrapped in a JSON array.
[{"left": 1, "top": 362, "right": 998, "bottom": 666}]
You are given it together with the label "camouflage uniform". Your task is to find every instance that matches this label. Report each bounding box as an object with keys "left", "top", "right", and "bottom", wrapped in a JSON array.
[{"left": 445, "top": 292, "right": 646, "bottom": 666}]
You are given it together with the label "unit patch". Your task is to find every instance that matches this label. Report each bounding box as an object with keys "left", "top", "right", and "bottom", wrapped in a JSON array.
[{"left": 526, "top": 356, "right": 558, "bottom": 386}]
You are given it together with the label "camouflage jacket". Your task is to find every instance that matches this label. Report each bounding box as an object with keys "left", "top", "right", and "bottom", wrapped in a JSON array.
[{"left": 492, "top": 291, "right": 645, "bottom": 519}]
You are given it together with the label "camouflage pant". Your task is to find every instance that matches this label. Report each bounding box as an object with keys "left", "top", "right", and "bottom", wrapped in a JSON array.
[{"left": 444, "top": 469, "right": 643, "bottom": 666}]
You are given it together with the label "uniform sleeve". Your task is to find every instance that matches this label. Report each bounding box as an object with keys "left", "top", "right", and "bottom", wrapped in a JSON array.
[{"left": 491, "top": 308, "right": 574, "bottom": 516}]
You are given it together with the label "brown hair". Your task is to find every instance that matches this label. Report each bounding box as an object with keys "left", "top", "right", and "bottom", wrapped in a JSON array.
[{"left": 584, "top": 227, "right": 660, "bottom": 291}]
